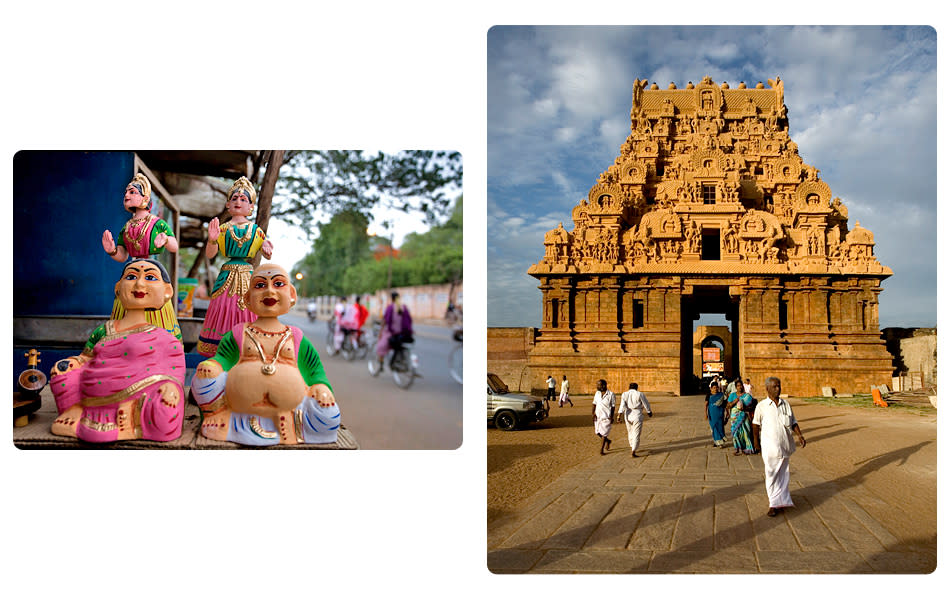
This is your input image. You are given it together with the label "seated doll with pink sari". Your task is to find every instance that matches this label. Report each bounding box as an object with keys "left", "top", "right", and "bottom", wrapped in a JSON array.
[
  {"left": 49, "top": 259, "right": 186, "bottom": 443},
  {"left": 190, "top": 263, "right": 340, "bottom": 446}
]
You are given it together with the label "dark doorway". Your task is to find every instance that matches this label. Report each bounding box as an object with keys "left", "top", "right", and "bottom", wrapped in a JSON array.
[
  {"left": 701, "top": 229, "right": 721, "bottom": 260},
  {"left": 681, "top": 286, "right": 740, "bottom": 394}
]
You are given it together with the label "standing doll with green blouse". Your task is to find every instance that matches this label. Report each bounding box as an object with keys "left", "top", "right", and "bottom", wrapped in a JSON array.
[
  {"left": 101, "top": 173, "right": 182, "bottom": 339},
  {"left": 196, "top": 176, "right": 274, "bottom": 357}
]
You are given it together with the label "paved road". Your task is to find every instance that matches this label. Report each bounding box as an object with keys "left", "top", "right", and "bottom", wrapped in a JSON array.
[
  {"left": 488, "top": 394, "right": 934, "bottom": 574},
  {"left": 284, "top": 314, "right": 462, "bottom": 449}
]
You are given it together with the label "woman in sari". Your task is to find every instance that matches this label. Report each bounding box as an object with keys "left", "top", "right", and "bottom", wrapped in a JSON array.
[
  {"left": 705, "top": 381, "right": 728, "bottom": 447},
  {"left": 729, "top": 391, "right": 757, "bottom": 455},
  {"left": 101, "top": 173, "right": 181, "bottom": 339},
  {"left": 196, "top": 176, "right": 274, "bottom": 356},
  {"left": 49, "top": 259, "right": 186, "bottom": 443}
]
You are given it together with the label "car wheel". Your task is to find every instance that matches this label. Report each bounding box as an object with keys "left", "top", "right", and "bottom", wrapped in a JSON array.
[{"left": 494, "top": 410, "right": 518, "bottom": 431}]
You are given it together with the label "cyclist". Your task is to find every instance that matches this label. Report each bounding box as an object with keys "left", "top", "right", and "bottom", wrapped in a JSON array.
[
  {"left": 338, "top": 295, "right": 361, "bottom": 350},
  {"left": 354, "top": 295, "right": 370, "bottom": 344},
  {"left": 332, "top": 295, "right": 347, "bottom": 350},
  {"left": 375, "top": 291, "right": 414, "bottom": 370},
  {"left": 307, "top": 299, "right": 318, "bottom": 322}
]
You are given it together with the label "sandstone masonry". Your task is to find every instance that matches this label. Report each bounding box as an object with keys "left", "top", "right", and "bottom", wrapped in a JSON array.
[{"left": 525, "top": 77, "right": 893, "bottom": 396}]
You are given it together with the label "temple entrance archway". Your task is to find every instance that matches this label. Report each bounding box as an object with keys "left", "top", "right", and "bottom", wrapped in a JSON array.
[{"left": 683, "top": 286, "right": 739, "bottom": 394}]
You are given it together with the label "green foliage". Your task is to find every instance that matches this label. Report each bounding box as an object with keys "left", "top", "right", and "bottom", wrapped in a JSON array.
[
  {"left": 292, "top": 210, "right": 371, "bottom": 297},
  {"left": 294, "top": 197, "right": 463, "bottom": 297},
  {"left": 275, "top": 150, "right": 462, "bottom": 233},
  {"left": 399, "top": 196, "right": 463, "bottom": 285}
]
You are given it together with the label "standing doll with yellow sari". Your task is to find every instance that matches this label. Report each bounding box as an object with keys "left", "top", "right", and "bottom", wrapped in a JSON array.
[
  {"left": 101, "top": 173, "right": 182, "bottom": 339},
  {"left": 196, "top": 176, "right": 274, "bottom": 356}
]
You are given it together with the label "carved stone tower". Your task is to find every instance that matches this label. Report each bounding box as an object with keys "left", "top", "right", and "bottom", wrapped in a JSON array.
[{"left": 527, "top": 77, "right": 893, "bottom": 396}]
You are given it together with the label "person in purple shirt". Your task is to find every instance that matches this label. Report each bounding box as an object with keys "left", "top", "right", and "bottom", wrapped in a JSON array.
[{"left": 375, "top": 292, "right": 414, "bottom": 370}]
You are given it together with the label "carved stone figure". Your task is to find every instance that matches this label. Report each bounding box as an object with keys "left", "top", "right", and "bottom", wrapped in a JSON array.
[{"left": 685, "top": 220, "right": 701, "bottom": 253}]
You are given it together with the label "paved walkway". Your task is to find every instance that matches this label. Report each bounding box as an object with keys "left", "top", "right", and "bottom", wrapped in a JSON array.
[{"left": 487, "top": 396, "right": 935, "bottom": 574}]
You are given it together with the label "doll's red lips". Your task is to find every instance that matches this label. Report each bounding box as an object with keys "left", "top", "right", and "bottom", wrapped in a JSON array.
[
  {"left": 133, "top": 292, "right": 146, "bottom": 298},
  {"left": 262, "top": 298, "right": 277, "bottom": 306}
]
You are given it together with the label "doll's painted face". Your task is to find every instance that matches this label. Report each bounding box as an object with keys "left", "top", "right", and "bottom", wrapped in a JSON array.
[
  {"left": 246, "top": 265, "right": 296, "bottom": 318},
  {"left": 124, "top": 184, "right": 149, "bottom": 212},
  {"left": 115, "top": 260, "right": 172, "bottom": 311},
  {"left": 227, "top": 190, "right": 253, "bottom": 218}
]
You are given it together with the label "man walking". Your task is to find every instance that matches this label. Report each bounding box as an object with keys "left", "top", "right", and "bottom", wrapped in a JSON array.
[
  {"left": 545, "top": 375, "right": 556, "bottom": 413},
  {"left": 558, "top": 375, "right": 573, "bottom": 407},
  {"left": 591, "top": 379, "right": 615, "bottom": 455},
  {"left": 617, "top": 383, "right": 652, "bottom": 457},
  {"left": 752, "top": 377, "right": 806, "bottom": 517}
]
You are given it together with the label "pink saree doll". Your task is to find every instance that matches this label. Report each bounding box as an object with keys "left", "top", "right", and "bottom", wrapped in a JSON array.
[
  {"left": 190, "top": 264, "right": 340, "bottom": 446},
  {"left": 101, "top": 172, "right": 182, "bottom": 339},
  {"left": 196, "top": 176, "right": 274, "bottom": 356},
  {"left": 49, "top": 259, "right": 187, "bottom": 443}
]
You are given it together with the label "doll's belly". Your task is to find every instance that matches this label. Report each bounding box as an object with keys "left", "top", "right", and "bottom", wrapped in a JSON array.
[{"left": 225, "top": 361, "right": 308, "bottom": 416}]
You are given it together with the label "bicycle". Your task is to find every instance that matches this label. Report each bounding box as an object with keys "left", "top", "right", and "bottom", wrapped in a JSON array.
[
  {"left": 448, "top": 328, "right": 462, "bottom": 384},
  {"left": 325, "top": 315, "right": 339, "bottom": 357},
  {"left": 340, "top": 328, "right": 369, "bottom": 361},
  {"left": 368, "top": 326, "right": 420, "bottom": 389}
]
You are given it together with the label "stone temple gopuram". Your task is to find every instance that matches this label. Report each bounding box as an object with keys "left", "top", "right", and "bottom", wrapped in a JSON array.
[{"left": 527, "top": 76, "right": 893, "bottom": 397}]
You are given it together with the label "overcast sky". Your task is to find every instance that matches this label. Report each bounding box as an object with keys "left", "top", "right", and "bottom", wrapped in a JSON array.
[{"left": 487, "top": 25, "right": 937, "bottom": 329}]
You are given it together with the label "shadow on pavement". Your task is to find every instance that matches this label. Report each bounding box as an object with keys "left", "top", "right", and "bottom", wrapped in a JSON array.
[{"left": 489, "top": 437, "right": 935, "bottom": 573}]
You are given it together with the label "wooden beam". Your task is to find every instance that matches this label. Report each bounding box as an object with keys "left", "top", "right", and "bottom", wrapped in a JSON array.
[{"left": 134, "top": 154, "right": 179, "bottom": 213}]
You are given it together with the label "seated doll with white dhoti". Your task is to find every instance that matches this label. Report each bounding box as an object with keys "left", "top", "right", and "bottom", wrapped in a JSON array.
[
  {"left": 190, "top": 264, "right": 340, "bottom": 446},
  {"left": 49, "top": 259, "right": 187, "bottom": 443}
]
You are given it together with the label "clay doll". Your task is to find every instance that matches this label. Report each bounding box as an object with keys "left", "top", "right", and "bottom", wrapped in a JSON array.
[
  {"left": 102, "top": 172, "right": 182, "bottom": 339},
  {"left": 190, "top": 263, "right": 340, "bottom": 446},
  {"left": 196, "top": 176, "right": 274, "bottom": 356},
  {"left": 49, "top": 259, "right": 187, "bottom": 442}
]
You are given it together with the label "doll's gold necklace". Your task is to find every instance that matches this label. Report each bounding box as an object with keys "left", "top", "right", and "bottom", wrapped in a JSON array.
[
  {"left": 125, "top": 214, "right": 155, "bottom": 245},
  {"left": 227, "top": 222, "right": 255, "bottom": 246},
  {"left": 245, "top": 326, "right": 292, "bottom": 375}
]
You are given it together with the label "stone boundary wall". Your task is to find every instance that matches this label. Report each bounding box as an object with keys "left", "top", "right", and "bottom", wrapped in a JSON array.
[
  {"left": 883, "top": 327, "right": 937, "bottom": 388},
  {"left": 307, "top": 281, "right": 463, "bottom": 322},
  {"left": 487, "top": 327, "right": 536, "bottom": 393}
]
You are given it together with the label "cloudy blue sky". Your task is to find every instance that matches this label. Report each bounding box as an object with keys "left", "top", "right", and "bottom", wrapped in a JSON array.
[{"left": 487, "top": 25, "right": 937, "bottom": 329}]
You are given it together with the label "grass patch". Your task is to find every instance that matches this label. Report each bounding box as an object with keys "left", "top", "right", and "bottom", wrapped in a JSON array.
[{"left": 796, "top": 394, "right": 936, "bottom": 416}]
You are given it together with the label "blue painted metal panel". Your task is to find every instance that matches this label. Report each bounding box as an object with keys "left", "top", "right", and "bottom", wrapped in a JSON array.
[{"left": 14, "top": 151, "right": 136, "bottom": 316}]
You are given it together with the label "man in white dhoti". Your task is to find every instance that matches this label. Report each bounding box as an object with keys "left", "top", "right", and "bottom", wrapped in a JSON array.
[
  {"left": 752, "top": 377, "right": 806, "bottom": 517},
  {"left": 617, "top": 382, "right": 653, "bottom": 457},
  {"left": 591, "top": 379, "right": 615, "bottom": 455},
  {"left": 558, "top": 375, "right": 573, "bottom": 407}
]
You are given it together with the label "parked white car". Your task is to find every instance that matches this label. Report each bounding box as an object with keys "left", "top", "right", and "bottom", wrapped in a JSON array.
[{"left": 487, "top": 373, "right": 547, "bottom": 431}]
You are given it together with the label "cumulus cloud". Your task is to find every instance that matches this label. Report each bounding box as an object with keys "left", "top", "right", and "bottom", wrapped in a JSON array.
[{"left": 488, "top": 25, "right": 936, "bottom": 329}]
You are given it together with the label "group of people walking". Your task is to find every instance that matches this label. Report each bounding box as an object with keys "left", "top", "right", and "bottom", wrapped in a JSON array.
[
  {"left": 706, "top": 375, "right": 807, "bottom": 517},
  {"left": 549, "top": 373, "right": 807, "bottom": 519},
  {"left": 706, "top": 375, "right": 758, "bottom": 454}
]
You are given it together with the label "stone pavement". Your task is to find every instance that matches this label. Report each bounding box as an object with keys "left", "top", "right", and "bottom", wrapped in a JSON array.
[{"left": 487, "top": 396, "right": 935, "bottom": 574}]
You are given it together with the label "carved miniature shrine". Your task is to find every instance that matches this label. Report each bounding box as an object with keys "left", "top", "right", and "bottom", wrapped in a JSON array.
[{"left": 527, "top": 77, "right": 893, "bottom": 396}]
